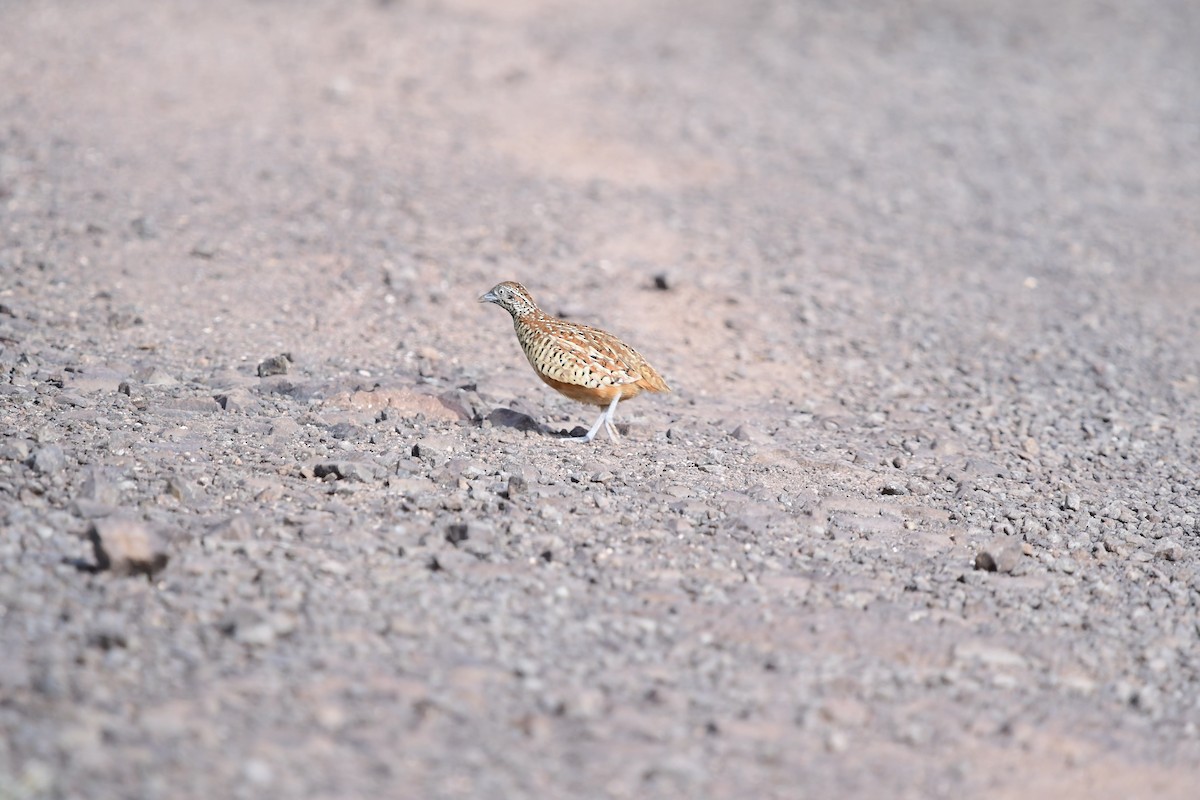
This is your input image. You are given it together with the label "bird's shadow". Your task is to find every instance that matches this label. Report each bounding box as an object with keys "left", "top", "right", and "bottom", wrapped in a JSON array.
[
  {"left": 485, "top": 406, "right": 622, "bottom": 439},
  {"left": 485, "top": 407, "right": 546, "bottom": 434}
]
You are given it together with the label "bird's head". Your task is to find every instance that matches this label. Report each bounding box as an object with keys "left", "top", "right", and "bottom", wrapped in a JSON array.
[{"left": 479, "top": 281, "right": 540, "bottom": 318}]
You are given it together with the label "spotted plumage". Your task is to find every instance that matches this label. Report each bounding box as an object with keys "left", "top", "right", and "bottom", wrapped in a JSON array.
[{"left": 479, "top": 281, "right": 669, "bottom": 442}]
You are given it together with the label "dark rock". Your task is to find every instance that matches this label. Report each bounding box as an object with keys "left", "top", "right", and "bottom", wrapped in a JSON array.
[
  {"left": 256, "top": 353, "right": 292, "bottom": 378},
  {"left": 974, "top": 551, "right": 998, "bottom": 572},
  {"left": 327, "top": 422, "right": 361, "bottom": 441},
  {"left": 313, "top": 461, "right": 377, "bottom": 482},
  {"left": 130, "top": 215, "right": 157, "bottom": 239}
]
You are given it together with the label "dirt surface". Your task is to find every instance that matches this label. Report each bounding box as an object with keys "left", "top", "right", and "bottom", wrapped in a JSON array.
[{"left": 2, "top": 1, "right": 1200, "bottom": 797}]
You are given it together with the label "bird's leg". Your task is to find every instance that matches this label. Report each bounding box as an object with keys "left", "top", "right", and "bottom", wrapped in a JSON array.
[
  {"left": 565, "top": 393, "right": 622, "bottom": 443},
  {"left": 602, "top": 393, "right": 622, "bottom": 441}
]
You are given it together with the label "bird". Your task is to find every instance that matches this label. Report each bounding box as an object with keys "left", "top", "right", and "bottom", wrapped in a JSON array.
[{"left": 479, "top": 281, "right": 670, "bottom": 442}]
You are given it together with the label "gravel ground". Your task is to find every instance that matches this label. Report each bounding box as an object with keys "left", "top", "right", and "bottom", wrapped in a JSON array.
[{"left": 2, "top": 1, "right": 1199, "bottom": 798}]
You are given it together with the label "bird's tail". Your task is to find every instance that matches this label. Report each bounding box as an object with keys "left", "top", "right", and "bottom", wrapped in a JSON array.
[{"left": 637, "top": 364, "right": 671, "bottom": 394}]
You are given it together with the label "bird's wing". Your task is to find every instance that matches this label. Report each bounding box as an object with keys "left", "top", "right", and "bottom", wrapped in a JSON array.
[{"left": 538, "top": 319, "right": 646, "bottom": 387}]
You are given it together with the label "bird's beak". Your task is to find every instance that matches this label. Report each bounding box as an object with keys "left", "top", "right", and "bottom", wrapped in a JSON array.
[{"left": 479, "top": 289, "right": 498, "bottom": 304}]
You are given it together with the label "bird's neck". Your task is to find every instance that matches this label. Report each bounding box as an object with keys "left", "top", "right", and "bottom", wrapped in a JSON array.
[{"left": 511, "top": 306, "right": 545, "bottom": 323}]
